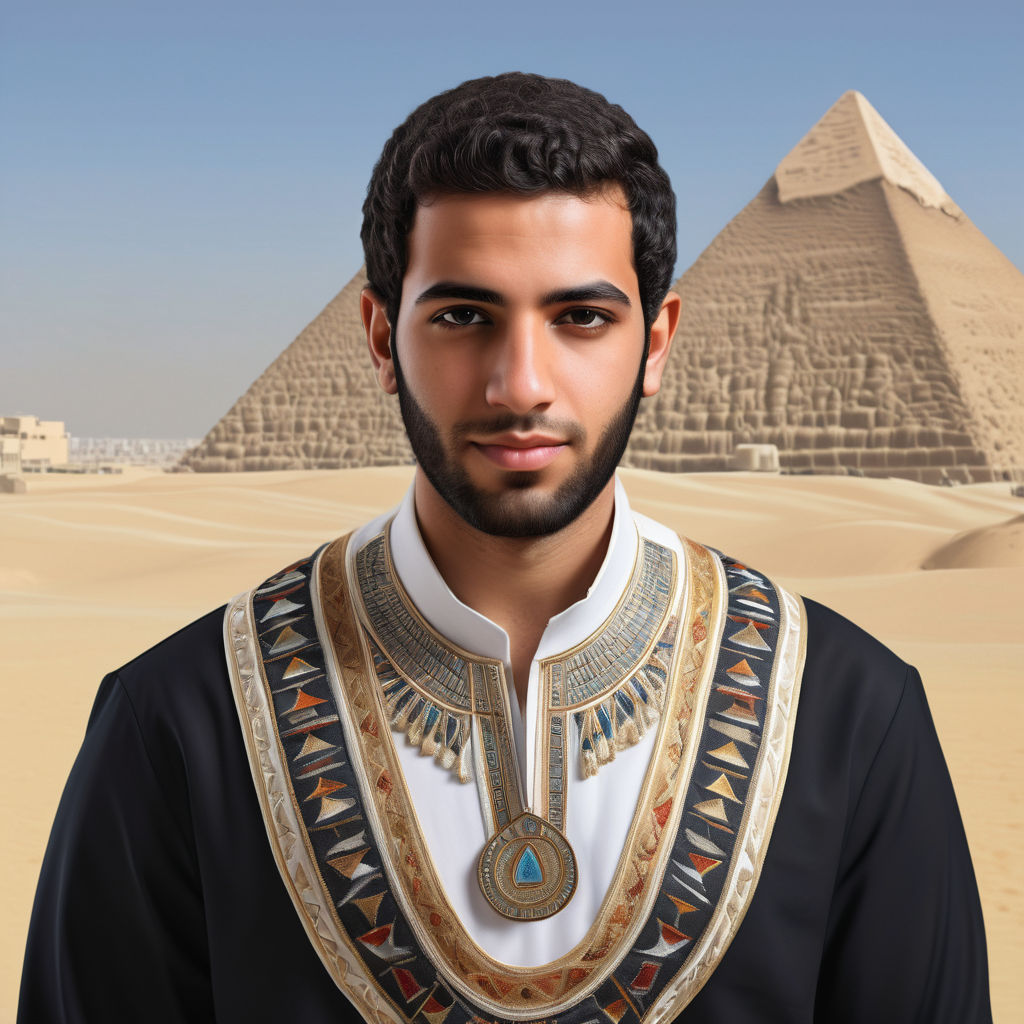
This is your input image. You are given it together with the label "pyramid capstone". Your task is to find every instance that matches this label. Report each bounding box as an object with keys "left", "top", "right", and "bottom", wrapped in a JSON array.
[{"left": 775, "top": 91, "right": 957, "bottom": 213}]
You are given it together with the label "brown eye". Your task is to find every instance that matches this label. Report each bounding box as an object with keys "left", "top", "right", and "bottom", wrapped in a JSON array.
[
  {"left": 437, "top": 308, "right": 486, "bottom": 326},
  {"left": 557, "top": 308, "right": 610, "bottom": 327}
]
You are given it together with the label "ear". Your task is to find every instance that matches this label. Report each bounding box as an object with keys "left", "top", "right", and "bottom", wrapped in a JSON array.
[
  {"left": 642, "top": 290, "right": 682, "bottom": 398},
  {"left": 361, "top": 288, "right": 398, "bottom": 395}
]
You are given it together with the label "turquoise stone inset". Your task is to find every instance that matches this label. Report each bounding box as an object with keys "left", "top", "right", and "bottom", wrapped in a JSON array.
[
  {"left": 514, "top": 845, "right": 544, "bottom": 886},
  {"left": 478, "top": 812, "right": 577, "bottom": 919}
]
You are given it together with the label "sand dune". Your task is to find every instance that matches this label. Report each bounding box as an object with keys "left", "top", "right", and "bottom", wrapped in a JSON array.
[
  {"left": 2, "top": 467, "right": 1021, "bottom": 1019},
  {"left": 923, "top": 512, "right": 1024, "bottom": 569}
]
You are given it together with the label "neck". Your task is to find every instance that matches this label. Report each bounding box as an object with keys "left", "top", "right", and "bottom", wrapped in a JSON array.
[{"left": 413, "top": 472, "right": 616, "bottom": 709}]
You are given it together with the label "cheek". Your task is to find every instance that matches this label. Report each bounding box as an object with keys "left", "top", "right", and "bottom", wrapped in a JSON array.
[
  {"left": 560, "top": 345, "right": 642, "bottom": 406},
  {"left": 402, "top": 346, "right": 479, "bottom": 410}
]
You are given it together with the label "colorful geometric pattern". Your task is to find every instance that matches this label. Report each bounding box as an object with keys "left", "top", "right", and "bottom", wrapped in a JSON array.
[
  {"left": 539, "top": 538, "right": 678, "bottom": 827},
  {"left": 552, "top": 539, "right": 675, "bottom": 708},
  {"left": 358, "top": 535, "right": 475, "bottom": 782},
  {"left": 596, "top": 556, "right": 790, "bottom": 1021},
  {"left": 224, "top": 537, "right": 805, "bottom": 1024},
  {"left": 314, "top": 536, "right": 709, "bottom": 1017},
  {"left": 232, "top": 554, "right": 460, "bottom": 1020},
  {"left": 356, "top": 524, "right": 680, "bottom": 854},
  {"left": 357, "top": 529, "right": 678, "bottom": 794}
]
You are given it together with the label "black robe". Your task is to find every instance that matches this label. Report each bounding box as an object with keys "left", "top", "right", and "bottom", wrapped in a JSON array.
[{"left": 18, "top": 598, "right": 991, "bottom": 1023}]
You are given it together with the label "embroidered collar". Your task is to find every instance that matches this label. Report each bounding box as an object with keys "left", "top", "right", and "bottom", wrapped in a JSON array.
[{"left": 355, "top": 520, "right": 677, "bottom": 792}]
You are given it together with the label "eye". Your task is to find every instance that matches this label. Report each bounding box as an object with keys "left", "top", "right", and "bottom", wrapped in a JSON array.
[
  {"left": 435, "top": 307, "right": 488, "bottom": 327},
  {"left": 555, "top": 308, "right": 612, "bottom": 328}
]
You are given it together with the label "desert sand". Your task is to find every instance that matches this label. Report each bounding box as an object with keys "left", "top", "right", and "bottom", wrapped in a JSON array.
[{"left": 2, "top": 466, "right": 1021, "bottom": 1019}]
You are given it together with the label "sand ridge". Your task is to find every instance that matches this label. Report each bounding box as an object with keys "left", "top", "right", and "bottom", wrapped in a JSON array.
[{"left": 2, "top": 467, "right": 1021, "bottom": 1019}]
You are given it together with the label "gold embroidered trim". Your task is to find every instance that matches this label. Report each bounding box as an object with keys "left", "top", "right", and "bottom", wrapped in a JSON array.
[
  {"left": 571, "top": 616, "right": 678, "bottom": 778},
  {"left": 318, "top": 535, "right": 717, "bottom": 1019},
  {"left": 357, "top": 533, "right": 476, "bottom": 783},
  {"left": 646, "top": 578, "right": 808, "bottom": 1022},
  {"left": 226, "top": 536, "right": 808, "bottom": 1024},
  {"left": 535, "top": 538, "right": 679, "bottom": 829},
  {"left": 223, "top": 546, "right": 406, "bottom": 1024}
]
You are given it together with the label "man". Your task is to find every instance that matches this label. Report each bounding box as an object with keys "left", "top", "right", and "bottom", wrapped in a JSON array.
[{"left": 20, "top": 73, "right": 990, "bottom": 1023}]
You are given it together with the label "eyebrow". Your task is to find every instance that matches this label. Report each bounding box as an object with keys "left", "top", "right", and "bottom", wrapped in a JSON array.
[
  {"left": 413, "top": 280, "right": 632, "bottom": 308},
  {"left": 541, "top": 282, "right": 631, "bottom": 307},
  {"left": 414, "top": 282, "right": 503, "bottom": 306}
]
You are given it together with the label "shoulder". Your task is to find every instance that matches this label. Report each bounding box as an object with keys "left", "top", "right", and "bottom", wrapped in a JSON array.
[
  {"left": 115, "top": 605, "right": 229, "bottom": 715},
  {"left": 776, "top": 593, "right": 925, "bottom": 824},
  {"left": 102, "top": 605, "right": 239, "bottom": 799},
  {"left": 680, "top": 532, "right": 911, "bottom": 728},
  {"left": 799, "top": 595, "right": 911, "bottom": 739}
]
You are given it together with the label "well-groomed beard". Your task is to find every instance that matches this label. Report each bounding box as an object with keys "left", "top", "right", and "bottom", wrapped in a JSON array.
[{"left": 393, "top": 351, "right": 646, "bottom": 539}]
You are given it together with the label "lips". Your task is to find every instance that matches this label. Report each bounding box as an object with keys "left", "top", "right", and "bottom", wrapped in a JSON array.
[{"left": 471, "top": 434, "right": 568, "bottom": 471}]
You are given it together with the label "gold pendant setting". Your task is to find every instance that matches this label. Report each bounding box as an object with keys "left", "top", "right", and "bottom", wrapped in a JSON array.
[{"left": 478, "top": 812, "right": 578, "bottom": 921}]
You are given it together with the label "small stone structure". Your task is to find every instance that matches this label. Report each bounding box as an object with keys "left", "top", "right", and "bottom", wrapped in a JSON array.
[
  {"left": 183, "top": 91, "right": 1024, "bottom": 483},
  {"left": 1, "top": 436, "right": 21, "bottom": 475},
  {"left": 0, "top": 474, "right": 26, "bottom": 494},
  {"left": 731, "top": 445, "right": 781, "bottom": 473}
]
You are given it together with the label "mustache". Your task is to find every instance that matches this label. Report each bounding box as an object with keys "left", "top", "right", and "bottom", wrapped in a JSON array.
[
  {"left": 452, "top": 413, "right": 585, "bottom": 445},
  {"left": 454, "top": 411, "right": 589, "bottom": 444}
]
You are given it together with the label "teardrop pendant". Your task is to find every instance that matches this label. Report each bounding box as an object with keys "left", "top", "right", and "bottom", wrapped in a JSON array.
[{"left": 477, "top": 812, "right": 578, "bottom": 920}]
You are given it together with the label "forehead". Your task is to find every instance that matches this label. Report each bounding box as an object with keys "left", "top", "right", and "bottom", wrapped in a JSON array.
[{"left": 403, "top": 187, "right": 637, "bottom": 298}]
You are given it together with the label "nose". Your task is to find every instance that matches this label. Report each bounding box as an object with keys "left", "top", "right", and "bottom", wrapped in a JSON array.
[{"left": 484, "top": 316, "right": 557, "bottom": 415}]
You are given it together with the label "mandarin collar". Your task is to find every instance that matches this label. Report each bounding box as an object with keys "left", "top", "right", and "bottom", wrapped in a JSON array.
[{"left": 387, "top": 476, "right": 639, "bottom": 668}]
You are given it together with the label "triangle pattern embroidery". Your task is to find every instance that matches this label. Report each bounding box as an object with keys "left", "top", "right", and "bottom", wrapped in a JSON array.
[
  {"left": 667, "top": 894, "right": 699, "bottom": 916},
  {"left": 692, "top": 798, "right": 730, "bottom": 823},
  {"left": 688, "top": 853, "right": 722, "bottom": 877},
  {"left": 288, "top": 688, "right": 326, "bottom": 713},
  {"left": 261, "top": 597, "right": 303, "bottom": 622},
  {"left": 726, "top": 658, "right": 760, "bottom": 686},
  {"left": 705, "top": 773, "right": 742, "bottom": 803},
  {"left": 296, "top": 732, "right": 333, "bottom": 759},
  {"left": 728, "top": 622, "right": 772, "bottom": 651},
  {"left": 315, "top": 794, "right": 355, "bottom": 823},
  {"left": 283, "top": 658, "right": 318, "bottom": 681},
  {"left": 707, "top": 741, "right": 749, "bottom": 768},
  {"left": 306, "top": 777, "right": 346, "bottom": 801},
  {"left": 421, "top": 994, "right": 451, "bottom": 1024},
  {"left": 270, "top": 625, "right": 308, "bottom": 655}
]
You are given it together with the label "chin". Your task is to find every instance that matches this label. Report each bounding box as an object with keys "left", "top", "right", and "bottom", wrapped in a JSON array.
[{"left": 444, "top": 473, "right": 609, "bottom": 540}]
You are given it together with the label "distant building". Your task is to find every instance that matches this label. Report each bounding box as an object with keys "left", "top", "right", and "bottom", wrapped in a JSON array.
[
  {"left": 1, "top": 435, "right": 21, "bottom": 474},
  {"left": 1, "top": 415, "right": 69, "bottom": 470},
  {"left": 69, "top": 436, "right": 201, "bottom": 467}
]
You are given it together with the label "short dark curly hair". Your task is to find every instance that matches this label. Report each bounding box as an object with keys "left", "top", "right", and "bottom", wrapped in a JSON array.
[{"left": 360, "top": 72, "right": 676, "bottom": 331}]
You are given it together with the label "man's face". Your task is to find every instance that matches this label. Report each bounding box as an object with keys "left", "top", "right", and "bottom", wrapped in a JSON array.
[{"left": 373, "top": 188, "right": 665, "bottom": 538}]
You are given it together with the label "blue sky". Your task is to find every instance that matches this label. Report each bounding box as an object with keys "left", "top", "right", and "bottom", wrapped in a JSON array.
[{"left": 3, "top": 0, "right": 1022, "bottom": 437}]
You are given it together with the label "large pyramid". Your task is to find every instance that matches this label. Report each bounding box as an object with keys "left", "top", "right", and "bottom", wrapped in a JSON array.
[
  {"left": 626, "top": 90, "right": 1024, "bottom": 483},
  {"left": 183, "top": 91, "right": 1024, "bottom": 482}
]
